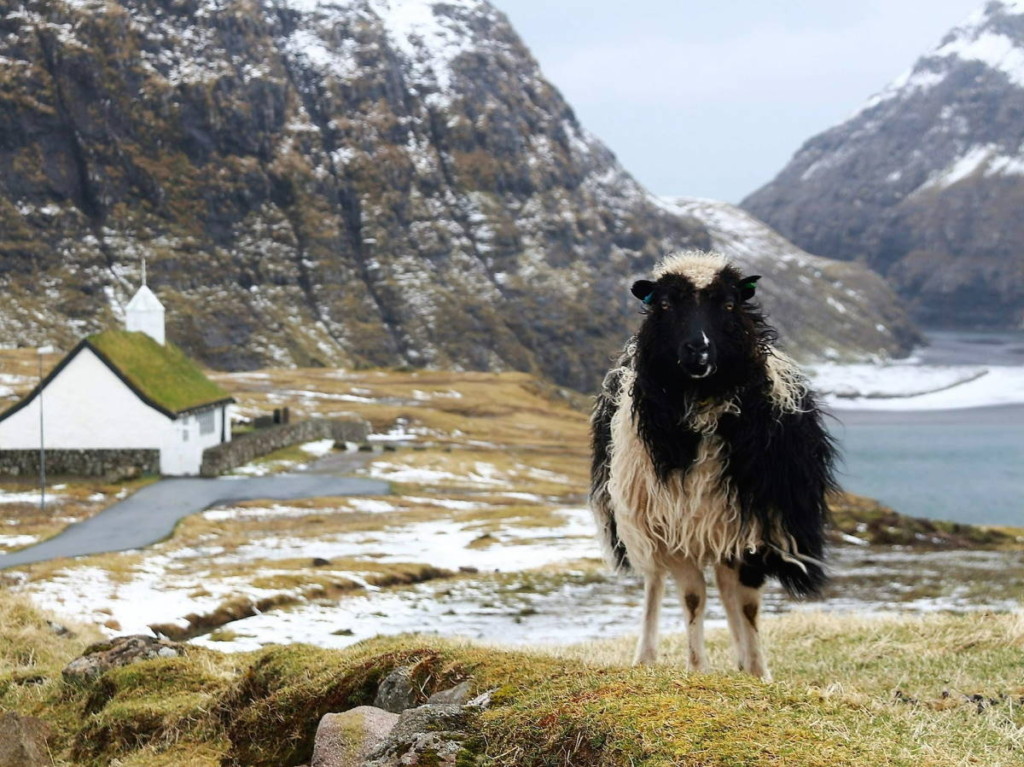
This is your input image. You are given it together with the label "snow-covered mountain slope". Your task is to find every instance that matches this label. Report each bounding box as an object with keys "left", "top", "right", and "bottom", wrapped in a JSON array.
[
  {"left": 742, "top": 0, "right": 1024, "bottom": 330},
  {"left": 0, "top": 0, "right": 913, "bottom": 388},
  {"left": 659, "top": 198, "right": 919, "bottom": 359}
]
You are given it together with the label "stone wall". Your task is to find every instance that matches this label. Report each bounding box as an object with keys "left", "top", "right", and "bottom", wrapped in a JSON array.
[
  {"left": 0, "top": 449, "right": 159, "bottom": 480},
  {"left": 199, "top": 417, "right": 370, "bottom": 477}
]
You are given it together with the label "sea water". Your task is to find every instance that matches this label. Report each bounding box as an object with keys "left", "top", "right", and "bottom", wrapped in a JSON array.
[{"left": 832, "top": 330, "right": 1024, "bottom": 526}]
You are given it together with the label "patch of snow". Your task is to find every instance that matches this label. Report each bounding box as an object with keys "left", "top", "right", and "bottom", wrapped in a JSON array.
[
  {"left": 0, "top": 490, "right": 63, "bottom": 505},
  {"left": 933, "top": 30, "right": 1024, "bottom": 88},
  {"left": 299, "top": 439, "right": 336, "bottom": 457},
  {"left": 231, "top": 506, "right": 595, "bottom": 571},
  {"left": 917, "top": 144, "right": 998, "bottom": 191},
  {"left": 369, "top": 423, "right": 419, "bottom": 442},
  {"left": 402, "top": 496, "right": 484, "bottom": 511},
  {"left": 365, "top": 461, "right": 507, "bottom": 487},
  {"left": 344, "top": 498, "right": 401, "bottom": 513},
  {"left": 0, "top": 534, "right": 39, "bottom": 549},
  {"left": 856, "top": 68, "right": 948, "bottom": 116},
  {"left": 13, "top": 504, "right": 599, "bottom": 645},
  {"left": 810, "top": 362, "right": 1024, "bottom": 410}
]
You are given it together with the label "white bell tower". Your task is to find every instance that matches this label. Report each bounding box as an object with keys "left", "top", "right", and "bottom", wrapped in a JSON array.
[{"left": 125, "top": 259, "right": 166, "bottom": 345}]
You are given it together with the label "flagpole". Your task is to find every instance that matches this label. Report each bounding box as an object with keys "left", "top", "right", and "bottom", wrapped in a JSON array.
[
  {"left": 37, "top": 345, "right": 53, "bottom": 510},
  {"left": 38, "top": 348, "right": 45, "bottom": 511}
]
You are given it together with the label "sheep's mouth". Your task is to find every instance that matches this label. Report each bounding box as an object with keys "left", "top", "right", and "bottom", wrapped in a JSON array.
[{"left": 680, "top": 359, "right": 716, "bottom": 379}]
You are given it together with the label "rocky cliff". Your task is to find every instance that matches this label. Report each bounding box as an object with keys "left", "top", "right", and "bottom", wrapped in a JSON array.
[
  {"left": 742, "top": 0, "right": 1024, "bottom": 330},
  {"left": 0, "top": 0, "right": 913, "bottom": 390}
]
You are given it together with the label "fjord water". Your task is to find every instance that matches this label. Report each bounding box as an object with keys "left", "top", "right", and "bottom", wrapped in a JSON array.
[{"left": 832, "top": 331, "right": 1024, "bottom": 526}]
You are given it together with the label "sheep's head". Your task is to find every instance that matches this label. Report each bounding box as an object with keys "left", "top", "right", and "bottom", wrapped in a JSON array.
[{"left": 632, "top": 252, "right": 764, "bottom": 384}]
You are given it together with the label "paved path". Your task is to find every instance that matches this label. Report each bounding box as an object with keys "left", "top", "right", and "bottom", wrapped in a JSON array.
[{"left": 0, "top": 474, "right": 389, "bottom": 569}]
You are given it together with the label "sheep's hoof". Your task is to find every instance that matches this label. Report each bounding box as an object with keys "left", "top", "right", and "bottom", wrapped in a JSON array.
[
  {"left": 744, "top": 664, "right": 772, "bottom": 682},
  {"left": 633, "top": 650, "right": 657, "bottom": 666}
]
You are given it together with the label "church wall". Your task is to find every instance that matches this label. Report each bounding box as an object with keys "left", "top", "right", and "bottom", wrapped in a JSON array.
[{"left": 0, "top": 349, "right": 171, "bottom": 450}]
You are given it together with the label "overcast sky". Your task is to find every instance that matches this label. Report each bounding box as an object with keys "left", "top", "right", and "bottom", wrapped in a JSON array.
[{"left": 495, "top": 0, "right": 982, "bottom": 203}]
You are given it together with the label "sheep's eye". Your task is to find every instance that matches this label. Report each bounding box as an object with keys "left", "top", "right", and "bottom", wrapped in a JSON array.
[
  {"left": 723, "top": 301, "right": 735, "bottom": 312},
  {"left": 659, "top": 299, "right": 671, "bottom": 311}
]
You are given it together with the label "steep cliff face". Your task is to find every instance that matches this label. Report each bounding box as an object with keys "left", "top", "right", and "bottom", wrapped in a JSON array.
[
  {"left": 0, "top": 0, "right": 911, "bottom": 389},
  {"left": 742, "top": 0, "right": 1024, "bottom": 330}
]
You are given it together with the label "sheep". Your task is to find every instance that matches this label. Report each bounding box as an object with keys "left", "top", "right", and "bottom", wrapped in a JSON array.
[{"left": 590, "top": 251, "right": 837, "bottom": 680}]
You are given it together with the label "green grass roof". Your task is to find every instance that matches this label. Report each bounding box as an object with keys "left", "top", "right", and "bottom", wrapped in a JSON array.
[{"left": 87, "top": 330, "right": 231, "bottom": 415}]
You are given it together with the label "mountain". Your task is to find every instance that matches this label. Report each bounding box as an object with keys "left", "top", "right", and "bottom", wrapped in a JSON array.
[
  {"left": 0, "top": 0, "right": 914, "bottom": 390},
  {"left": 659, "top": 199, "right": 921, "bottom": 357},
  {"left": 742, "top": 0, "right": 1024, "bottom": 330}
]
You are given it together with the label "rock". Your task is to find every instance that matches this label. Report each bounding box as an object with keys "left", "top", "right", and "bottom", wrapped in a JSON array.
[
  {"left": 426, "top": 680, "right": 473, "bottom": 706},
  {"left": 363, "top": 705, "right": 470, "bottom": 767},
  {"left": 46, "top": 619, "right": 73, "bottom": 637},
  {"left": 466, "top": 689, "right": 496, "bottom": 710},
  {"left": 62, "top": 635, "right": 182, "bottom": 684},
  {"left": 310, "top": 706, "right": 398, "bottom": 767},
  {"left": 373, "top": 666, "right": 420, "bottom": 713},
  {"left": 388, "top": 705, "right": 468, "bottom": 745},
  {"left": 365, "top": 732, "right": 463, "bottom": 767},
  {"left": 0, "top": 712, "right": 52, "bottom": 767}
]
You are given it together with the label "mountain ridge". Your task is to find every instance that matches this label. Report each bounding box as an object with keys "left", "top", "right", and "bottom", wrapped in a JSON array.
[
  {"left": 1, "top": 0, "right": 914, "bottom": 389},
  {"left": 742, "top": 0, "right": 1024, "bottom": 329}
]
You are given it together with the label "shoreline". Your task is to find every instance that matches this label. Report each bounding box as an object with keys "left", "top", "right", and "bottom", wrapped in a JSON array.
[{"left": 832, "top": 402, "right": 1024, "bottom": 426}]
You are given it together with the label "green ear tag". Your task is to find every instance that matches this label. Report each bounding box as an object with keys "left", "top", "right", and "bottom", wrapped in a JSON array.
[{"left": 643, "top": 293, "right": 654, "bottom": 305}]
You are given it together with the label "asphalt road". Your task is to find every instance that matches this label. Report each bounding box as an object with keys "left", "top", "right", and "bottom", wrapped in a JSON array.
[{"left": 0, "top": 474, "right": 389, "bottom": 570}]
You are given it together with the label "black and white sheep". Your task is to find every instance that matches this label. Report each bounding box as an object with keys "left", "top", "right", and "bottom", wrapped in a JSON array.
[{"left": 590, "top": 251, "right": 837, "bottom": 680}]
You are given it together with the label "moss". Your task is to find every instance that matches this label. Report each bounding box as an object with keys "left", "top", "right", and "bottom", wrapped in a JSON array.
[
  {"left": 87, "top": 330, "right": 231, "bottom": 413},
  {"left": 2, "top": 589, "right": 1024, "bottom": 766},
  {"left": 830, "top": 493, "right": 1023, "bottom": 550}
]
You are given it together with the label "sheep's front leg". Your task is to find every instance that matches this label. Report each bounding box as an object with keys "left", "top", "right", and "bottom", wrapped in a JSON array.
[
  {"left": 633, "top": 570, "right": 665, "bottom": 665},
  {"left": 715, "top": 562, "right": 771, "bottom": 681},
  {"left": 668, "top": 558, "right": 708, "bottom": 672}
]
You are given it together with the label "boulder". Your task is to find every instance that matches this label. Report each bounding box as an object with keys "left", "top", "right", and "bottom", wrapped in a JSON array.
[
  {"left": 0, "top": 712, "right": 52, "bottom": 767},
  {"left": 426, "top": 680, "right": 472, "bottom": 706},
  {"left": 311, "top": 706, "right": 398, "bottom": 767},
  {"left": 62, "top": 635, "right": 182, "bottom": 684},
  {"left": 373, "top": 665, "right": 420, "bottom": 713},
  {"left": 363, "top": 704, "right": 470, "bottom": 767},
  {"left": 365, "top": 732, "right": 463, "bottom": 766}
]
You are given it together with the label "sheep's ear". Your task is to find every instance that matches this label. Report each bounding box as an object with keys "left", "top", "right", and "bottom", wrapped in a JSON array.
[
  {"left": 738, "top": 275, "right": 761, "bottom": 302},
  {"left": 631, "top": 280, "right": 656, "bottom": 304}
]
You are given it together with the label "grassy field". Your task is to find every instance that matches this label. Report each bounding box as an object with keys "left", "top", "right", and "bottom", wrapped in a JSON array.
[
  {"left": 1, "top": 355, "right": 1022, "bottom": 765},
  {"left": 1, "top": 592, "right": 1022, "bottom": 766}
]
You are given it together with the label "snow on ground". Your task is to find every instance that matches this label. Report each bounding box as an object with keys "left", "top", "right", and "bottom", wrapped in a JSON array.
[
  {"left": 13, "top": 506, "right": 598, "bottom": 642},
  {"left": 200, "top": 498, "right": 401, "bottom": 521},
  {"left": 23, "top": 557, "right": 279, "bottom": 637},
  {"left": 191, "top": 570, "right": 642, "bottom": 652},
  {"left": 232, "top": 440, "right": 338, "bottom": 476},
  {"left": 191, "top": 545, "right": 1024, "bottom": 653},
  {"left": 229, "top": 507, "right": 594, "bottom": 572},
  {"left": 0, "top": 534, "right": 39, "bottom": 549},
  {"left": 299, "top": 438, "right": 336, "bottom": 457},
  {"left": 809, "top": 362, "right": 1024, "bottom": 410},
  {"left": 0, "top": 490, "right": 65, "bottom": 505},
  {"left": 365, "top": 461, "right": 508, "bottom": 486}
]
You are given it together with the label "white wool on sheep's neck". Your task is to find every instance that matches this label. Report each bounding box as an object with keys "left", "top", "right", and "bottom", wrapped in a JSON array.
[{"left": 653, "top": 251, "right": 729, "bottom": 288}]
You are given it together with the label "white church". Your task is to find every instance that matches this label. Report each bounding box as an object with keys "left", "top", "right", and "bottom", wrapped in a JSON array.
[{"left": 0, "top": 279, "right": 234, "bottom": 476}]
